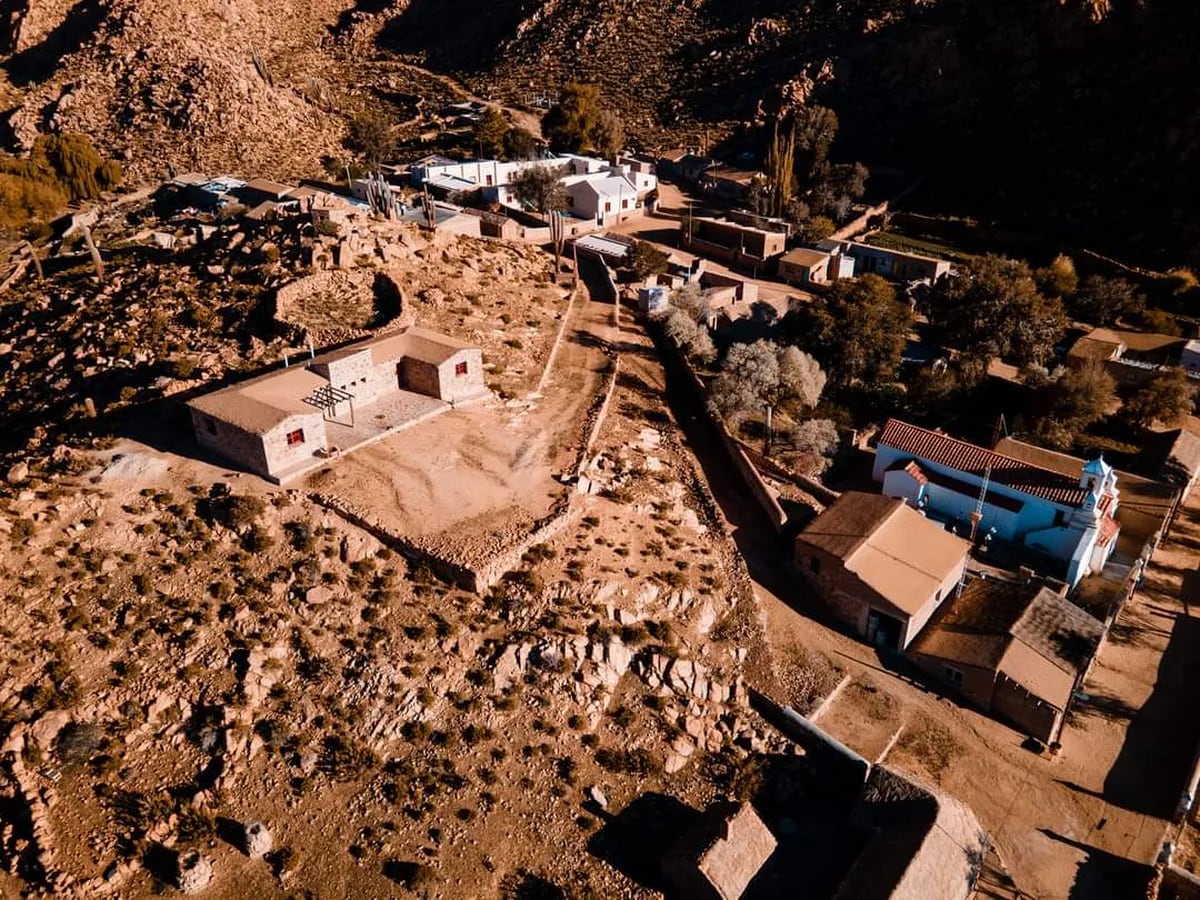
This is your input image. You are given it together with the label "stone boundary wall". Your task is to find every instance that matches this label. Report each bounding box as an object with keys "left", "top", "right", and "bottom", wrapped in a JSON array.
[
  {"left": 575, "top": 356, "right": 621, "bottom": 477},
  {"left": 534, "top": 280, "right": 581, "bottom": 395},
  {"left": 742, "top": 443, "right": 841, "bottom": 507},
  {"left": 309, "top": 491, "right": 479, "bottom": 591},
  {"left": 655, "top": 330, "right": 789, "bottom": 532},
  {"left": 272, "top": 270, "right": 412, "bottom": 348}
]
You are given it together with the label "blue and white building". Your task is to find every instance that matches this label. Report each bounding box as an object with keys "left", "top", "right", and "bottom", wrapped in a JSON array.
[{"left": 873, "top": 420, "right": 1120, "bottom": 588}]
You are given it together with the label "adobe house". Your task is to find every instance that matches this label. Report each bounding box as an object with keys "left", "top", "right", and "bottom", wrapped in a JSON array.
[
  {"left": 908, "top": 573, "right": 1103, "bottom": 744},
  {"left": 795, "top": 492, "right": 970, "bottom": 651},
  {"left": 683, "top": 217, "right": 787, "bottom": 270},
  {"left": 188, "top": 326, "right": 486, "bottom": 483}
]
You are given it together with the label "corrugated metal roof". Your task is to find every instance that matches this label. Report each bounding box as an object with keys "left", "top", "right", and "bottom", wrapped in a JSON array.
[{"left": 879, "top": 420, "right": 1087, "bottom": 507}]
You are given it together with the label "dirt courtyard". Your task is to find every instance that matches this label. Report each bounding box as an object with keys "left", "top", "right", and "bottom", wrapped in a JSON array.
[{"left": 303, "top": 401, "right": 564, "bottom": 541}]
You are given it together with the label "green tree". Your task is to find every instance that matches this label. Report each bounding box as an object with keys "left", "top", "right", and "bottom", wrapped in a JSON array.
[
  {"left": 592, "top": 110, "right": 625, "bottom": 157},
  {"left": 1070, "top": 275, "right": 1144, "bottom": 326},
  {"left": 543, "top": 84, "right": 622, "bottom": 155},
  {"left": 764, "top": 119, "right": 797, "bottom": 218},
  {"left": 628, "top": 240, "right": 669, "bottom": 279},
  {"left": 928, "top": 256, "right": 1065, "bottom": 366},
  {"left": 1034, "top": 254, "right": 1078, "bottom": 299},
  {"left": 503, "top": 127, "right": 541, "bottom": 160},
  {"left": 800, "top": 215, "right": 836, "bottom": 243},
  {"left": 811, "top": 274, "right": 911, "bottom": 386},
  {"left": 509, "top": 164, "right": 567, "bottom": 216},
  {"left": 1139, "top": 308, "right": 1182, "bottom": 336},
  {"left": 0, "top": 174, "right": 66, "bottom": 235},
  {"left": 663, "top": 309, "right": 716, "bottom": 364},
  {"left": 473, "top": 106, "right": 510, "bottom": 159},
  {"left": 1123, "top": 369, "right": 1193, "bottom": 430},
  {"left": 544, "top": 83, "right": 603, "bottom": 153},
  {"left": 794, "top": 105, "right": 839, "bottom": 179},
  {"left": 1028, "top": 363, "right": 1116, "bottom": 450},
  {"left": 34, "top": 134, "right": 122, "bottom": 201},
  {"left": 346, "top": 111, "right": 394, "bottom": 166}
]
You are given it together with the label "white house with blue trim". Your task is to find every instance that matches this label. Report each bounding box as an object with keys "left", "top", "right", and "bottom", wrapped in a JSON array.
[{"left": 873, "top": 420, "right": 1120, "bottom": 588}]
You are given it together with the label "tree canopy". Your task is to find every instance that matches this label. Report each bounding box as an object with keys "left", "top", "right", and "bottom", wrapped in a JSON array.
[
  {"left": 346, "top": 111, "right": 394, "bottom": 166},
  {"left": 0, "top": 133, "right": 121, "bottom": 236},
  {"left": 543, "top": 84, "right": 623, "bottom": 155},
  {"left": 1069, "top": 275, "right": 1145, "bottom": 326},
  {"left": 1027, "top": 363, "right": 1116, "bottom": 450},
  {"left": 805, "top": 274, "right": 911, "bottom": 386},
  {"left": 473, "top": 106, "right": 510, "bottom": 159},
  {"left": 928, "top": 256, "right": 1065, "bottom": 367},
  {"left": 628, "top": 241, "right": 669, "bottom": 280},
  {"left": 509, "top": 164, "right": 567, "bottom": 216},
  {"left": 1123, "top": 369, "right": 1193, "bottom": 430},
  {"left": 503, "top": 127, "right": 541, "bottom": 160},
  {"left": 711, "top": 341, "right": 826, "bottom": 427}
]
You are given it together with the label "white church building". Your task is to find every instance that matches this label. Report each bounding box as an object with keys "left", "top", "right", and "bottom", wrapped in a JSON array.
[{"left": 873, "top": 420, "right": 1120, "bottom": 588}]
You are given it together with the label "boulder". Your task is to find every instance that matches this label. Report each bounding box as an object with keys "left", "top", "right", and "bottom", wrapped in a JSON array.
[
  {"left": 174, "top": 851, "right": 214, "bottom": 894},
  {"left": 5, "top": 462, "right": 28, "bottom": 485},
  {"left": 241, "top": 821, "right": 272, "bottom": 859}
]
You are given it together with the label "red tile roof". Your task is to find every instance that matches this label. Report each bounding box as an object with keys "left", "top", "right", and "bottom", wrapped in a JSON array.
[
  {"left": 878, "top": 420, "right": 1088, "bottom": 507},
  {"left": 1098, "top": 515, "right": 1120, "bottom": 546}
]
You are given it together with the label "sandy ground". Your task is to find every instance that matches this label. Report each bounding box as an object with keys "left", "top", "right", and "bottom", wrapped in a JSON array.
[{"left": 305, "top": 401, "right": 563, "bottom": 538}]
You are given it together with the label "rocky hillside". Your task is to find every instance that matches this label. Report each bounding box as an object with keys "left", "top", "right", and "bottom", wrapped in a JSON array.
[
  {"left": 3, "top": 0, "right": 354, "bottom": 181},
  {"left": 5, "top": 0, "right": 1200, "bottom": 266}
]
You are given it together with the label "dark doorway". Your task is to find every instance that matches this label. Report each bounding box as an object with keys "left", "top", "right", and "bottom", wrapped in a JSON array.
[{"left": 866, "top": 610, "right": 904, "bottom": 651}]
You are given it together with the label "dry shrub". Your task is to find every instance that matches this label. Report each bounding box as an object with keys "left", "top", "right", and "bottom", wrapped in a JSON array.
[{"left": 895, "top": 713, "right": 961, "bottom": 779}]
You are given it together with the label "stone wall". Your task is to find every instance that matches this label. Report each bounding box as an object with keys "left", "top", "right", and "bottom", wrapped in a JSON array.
[
  {"left": 191, "top": 408, "right": 270, "bottom": 476},
  {"left": 309, "top": 491, "right": 576, "bottom": 594},
  {"left": 435, "top": 350, "right": 487, "bottom": 404}
]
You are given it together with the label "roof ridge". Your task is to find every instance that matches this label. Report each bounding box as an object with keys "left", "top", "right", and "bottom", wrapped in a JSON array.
[
  {"left": 880, "top": 419, "right": 1085, "bottom": 498},
  {"left": 842, "top": 496, "right": 904, "bottom": 568}
]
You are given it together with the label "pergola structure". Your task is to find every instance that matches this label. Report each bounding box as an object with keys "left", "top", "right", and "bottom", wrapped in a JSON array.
[{"left": 302, "top": 384, "right": 356, "bottom": 426}]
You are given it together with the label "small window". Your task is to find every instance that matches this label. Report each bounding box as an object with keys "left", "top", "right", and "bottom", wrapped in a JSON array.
[
  {"left": 486, "top": 175, "right": 494, "bottom": 186},
  {"left": 455, "top": 361, "right": 468, "bottom": 377},
  {"left": 944, "top": 666, "right": 964, "bottom": 687},
  {"left": 205, "top": 417, "right": 218, "bottom": 435},
  {"left": 286, "top": 429, "right": 305, "bottom": 447},
  {"left": 622, "top": 199, "right": 629, "bottom": 209},
  {"left": 808, "top": 556, "right": 820, "bottom": 574},
  {"left": 604, "top": 201, "right": 612, "bottom": 213}
]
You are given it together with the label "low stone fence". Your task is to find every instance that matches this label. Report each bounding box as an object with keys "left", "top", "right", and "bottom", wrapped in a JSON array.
[
  {"left": 742, "top": 444, "right": 841, "bottom": 507},
  {"left": 311, "top": 490, "right": 581, "bottom": 594},
  {"left": 534, "top": 280, "right": 581, "bottom": 395},
  {"left": 575, "top": 356, "right": 621, "bottom": 477}
]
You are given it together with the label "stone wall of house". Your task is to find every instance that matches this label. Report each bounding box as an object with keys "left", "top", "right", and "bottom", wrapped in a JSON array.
[
  {"left": 261, "top": 412, "right": 328, "bottom": 479},
  {"left": 400, "top": 357, "right": 441, "bottom": 398},
  {"left": 991, "top": 673, "right": 1061, "bottom": 744},
  {"left": 191, "top": 408, "right": 275, "bottom": 477},
  {"left": 436, "top": 350, "right": 487, "bottom": 404}
]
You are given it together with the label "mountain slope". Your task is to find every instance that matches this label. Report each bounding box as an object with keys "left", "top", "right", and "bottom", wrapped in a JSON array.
[{"left": 3, "top": 0, "right": 354, "bottom": 180}]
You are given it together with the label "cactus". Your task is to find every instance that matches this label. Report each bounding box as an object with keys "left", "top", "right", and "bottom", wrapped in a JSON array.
[
  {"left": 19, "top": 240, "right": 42, "bottom": 281},
  {"left": 81, "top": 225, "right": 105, "bottom": 282}
]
